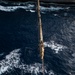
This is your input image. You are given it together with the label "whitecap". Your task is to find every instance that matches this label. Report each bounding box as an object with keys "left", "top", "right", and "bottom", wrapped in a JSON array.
[
  {"left": 48, "top": 70, "right": 55, "bottom": 75},
  {"left": 0, "top": 49, "right": 21, "bottom": 74},
  {"left": 19, "top": 63, "right": 45, "bottom": 75},
  {"left": 0, "top": 49, "right": 45, "bottom": 75},
  {"left": 29, "top": 10, "right": 35, "bottom": 12},
  {"left": 40, "top": 6, "right": 70, "bottom": 12},
  {"left": 19, "top": 63, "right": 56, "bottom": 75},
  {"left": 0, "top": 4, "right": 70, "bottom": 12},
  {"left": 0, "top": 48, "right": 56, "bottom": 75},
  {"left": 0, "top": 4, "right": 35, "bottom": 12},
  {"left": 44, "top": 40, "right": 67, "bottom": 53}
]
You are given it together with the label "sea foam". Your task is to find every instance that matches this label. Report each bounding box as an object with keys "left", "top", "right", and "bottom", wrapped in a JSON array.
[
  {"left": 44, "top": 40, "right": 67, "bottom": 53},
  {"left": 0, "top": 4, "right": 70, "bottom": 12},
  {"left": 0, "top": 48, "right": 56, "bottom": 75}
]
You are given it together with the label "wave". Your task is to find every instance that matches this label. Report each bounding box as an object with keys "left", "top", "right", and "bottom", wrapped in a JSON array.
[
  {"left": 0, "top": 48, "right": 56, "bottom": 75},
  {"left": 19, "top": 63, "right": 56, "bottom": 75},
  {"left": 44, "top": 40, "right": 67, "bottom": 53},
  {"left": 0, "top": 4, "right": 35, "bottom": 12},
  {"left": 0, "top": 4, "right": 70, "bottom": 12},
  {"left": 40, "top": 6, "right": 70, "bottom": 12},
  {"left": 0, "top": 49, "right": 21, "bottom": 74}
]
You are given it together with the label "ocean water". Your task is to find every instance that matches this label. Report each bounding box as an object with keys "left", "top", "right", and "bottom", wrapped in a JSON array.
[{"left": 0, "top": 1, "right": 75, "bottom": 75}]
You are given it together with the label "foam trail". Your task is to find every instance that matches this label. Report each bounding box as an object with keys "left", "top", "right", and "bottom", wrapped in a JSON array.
[{"left": 44, "top": 40, "right": 67, "bottom": 53}]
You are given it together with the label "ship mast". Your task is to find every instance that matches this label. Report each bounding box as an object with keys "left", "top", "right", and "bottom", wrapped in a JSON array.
[{"left": 37, "top": 0, "right": 45, "bottom": 75}]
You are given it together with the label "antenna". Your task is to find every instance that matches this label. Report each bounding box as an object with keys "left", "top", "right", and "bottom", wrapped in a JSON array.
[{"left": 37, "top": 0, "right": 45, "bottom": 75}]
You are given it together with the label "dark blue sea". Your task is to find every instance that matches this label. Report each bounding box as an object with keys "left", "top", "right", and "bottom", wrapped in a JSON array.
[{"left": 0, "top": 1, "right": 75, "bottom": 75}]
